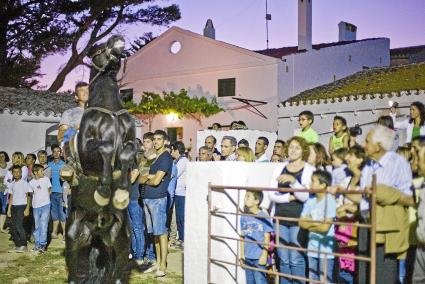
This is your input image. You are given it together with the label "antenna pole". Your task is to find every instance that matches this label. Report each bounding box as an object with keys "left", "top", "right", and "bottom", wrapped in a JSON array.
[{"left": 266, "top": 0, "right": 269, "bottom": 50}]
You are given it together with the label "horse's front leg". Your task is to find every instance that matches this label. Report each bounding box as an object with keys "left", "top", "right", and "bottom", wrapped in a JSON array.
[
  {"left": 93, "top": 141, "right": 114, "bottom": 207},
  {"left": 112, "top": 140, "right": 136, "bottom": 209}
]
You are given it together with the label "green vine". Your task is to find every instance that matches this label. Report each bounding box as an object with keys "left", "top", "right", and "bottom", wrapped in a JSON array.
[{"left": 124, "top": 89, "right": 223, "bottom": 119}]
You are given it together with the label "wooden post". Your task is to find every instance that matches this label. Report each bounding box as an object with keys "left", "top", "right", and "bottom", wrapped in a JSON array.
[
  {"left": 369, "top": 175, "right": 377, "bottom": 284},
  {"left": 207, "top": 182, "right": 212, "bottom": 283}
]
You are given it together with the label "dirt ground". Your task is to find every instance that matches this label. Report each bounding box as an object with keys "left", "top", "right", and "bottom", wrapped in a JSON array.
[{"left": 0, "top": 231, "right": 183, "bottom": 283}]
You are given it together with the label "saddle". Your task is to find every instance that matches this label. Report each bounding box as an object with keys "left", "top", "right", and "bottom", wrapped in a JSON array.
[{"left": 60, "top": 132, "right": 122, "bottom": 187}]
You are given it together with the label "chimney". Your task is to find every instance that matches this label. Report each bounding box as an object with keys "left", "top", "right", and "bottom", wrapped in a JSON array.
[
  {"left": 298, "top": 0, "right": 312, "bottom": 51},
  {"left": 338, "top": 21, "right": 357, "bottom": 42},
  {"left": 203, "top": 19, "right": 215, "bottom": 40}
]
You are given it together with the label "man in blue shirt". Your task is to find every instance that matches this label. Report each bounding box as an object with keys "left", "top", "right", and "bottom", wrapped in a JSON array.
[
  {"left": 359, "top": 125, "right": 413, "bottom": 283},
  {"left": 140, "top": 130, "right": 173, "bottom": 278},
  {"left": 48, "top": 144, "right": 65, "bottom": 239}
]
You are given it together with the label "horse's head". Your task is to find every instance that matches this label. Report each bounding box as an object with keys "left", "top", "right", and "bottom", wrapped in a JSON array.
[{"left": 89, "top": 35, "right": 126, "bottom": 82}]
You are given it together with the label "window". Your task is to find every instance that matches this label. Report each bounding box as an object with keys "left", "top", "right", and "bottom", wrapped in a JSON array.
[
  {"left": 218, "top": 78, "right": 236, "bottom": 97},
  {"left": 349, "top": 55, "right": 352, "bottom": 62},
  {"left": 119, "top": 88, "right": 133, "bottom": 102},
  {"left": 167, "top": 127, "right": 183, "bottom": 143},
  {"left": 170, "top": 41, "right": 182, "bottom": 54},
  {"left": 286, "top": 65, "right": 289, "bottom": 72}
]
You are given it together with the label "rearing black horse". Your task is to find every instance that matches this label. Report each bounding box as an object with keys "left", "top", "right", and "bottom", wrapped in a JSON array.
[{"left": 65, "top": 35, "right": 136, "bottom": 284}]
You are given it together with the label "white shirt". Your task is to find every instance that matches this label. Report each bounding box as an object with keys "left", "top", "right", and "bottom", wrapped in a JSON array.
[
  {"left": 175, "top": 156, "right": 188, "bottom": 196},
  {"left": 4, "top": 166, "right": 29, "bottom": 190},
  {"left": 6, "top": 179, "right": 30, "bottom": 206},
  {"left": 255, "top": 153, "right": 269, "bottom": 163},
  {"left": 360, "top": 151, "right": 413, "bottom": 211},
  {"left": 29, "top": 177, "right": 51, "bottom": 208},
  {"left": 391, "top": 113, "right": 425, "bottom": 144}
]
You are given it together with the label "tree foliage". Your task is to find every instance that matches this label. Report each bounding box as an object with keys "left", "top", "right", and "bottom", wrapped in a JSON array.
[
  {"left": 48, "top": 0, "right": 180, "bottom": 92},
  {"left": 128, "top": 32, "right": 156, "bottom": 55},
  {"left": 125, "top": 89, "right": 223, "bottom": 126},
  {"left": 0, "top": 1, "right": 180, "bottom": 90},
  {"left": 0, "top": 1, "right": 71, "bottom": 87}
]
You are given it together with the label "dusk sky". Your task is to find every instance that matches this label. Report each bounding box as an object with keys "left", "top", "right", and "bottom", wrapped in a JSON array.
[{"left": 38, "top": 0, "right": 425, "bottom": 91}]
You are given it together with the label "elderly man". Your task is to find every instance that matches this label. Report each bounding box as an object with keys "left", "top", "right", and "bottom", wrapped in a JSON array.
[
  {"left": 413, "top": 136, "right": 425, "bottom": 284},
  {"left": 205, "top": 135, "right": 220, "bottom": 156},
  {"left": 357, "top": 125, "right": 414, "bottom": 283},
  {"left": 198, "top": 146, "right": 212, "bottom": 161},
  {"left": 213, "top": 136, "right": 237, "bottom": 161}
]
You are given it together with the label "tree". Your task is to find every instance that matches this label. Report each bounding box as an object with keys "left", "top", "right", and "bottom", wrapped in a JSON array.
[
  {"left": 0, "top": 1, "right": 71, "bottom": 88},
  {"left": 48, "top": 1, "right": 180, "bottom": 92},
  {"left": 128, "top": 32, "right": 156, "bottom": 55}
]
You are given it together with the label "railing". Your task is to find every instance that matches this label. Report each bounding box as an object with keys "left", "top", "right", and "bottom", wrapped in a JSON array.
[{"left": 207, "top": 177, "right": 377, "bottom": 284}]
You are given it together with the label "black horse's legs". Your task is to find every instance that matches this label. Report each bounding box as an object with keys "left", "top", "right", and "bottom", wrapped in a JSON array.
[
  {"left": 111, "top": 212, "right": 130, "bottom": 283},
  {"left": 66, "top": 212, "right": 93, "bottom": 283},
  {"left": 94, "top": 141, "right": 114, "bottom": 206},
  {"left": 112, "top": 141, "right": 136, "bottom": 209}
]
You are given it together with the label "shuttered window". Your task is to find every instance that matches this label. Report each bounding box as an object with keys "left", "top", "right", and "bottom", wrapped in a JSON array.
[{"left": 218, "top": 78, "right": 235, "bottom": 97}]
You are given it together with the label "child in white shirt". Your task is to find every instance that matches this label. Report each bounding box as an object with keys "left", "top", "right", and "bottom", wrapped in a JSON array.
[
  {"left": 29, "top": 164, "right": 52, "bottom": 253},
  {"left": 6, "top": 165, "right": 30, "bottom": 253}
]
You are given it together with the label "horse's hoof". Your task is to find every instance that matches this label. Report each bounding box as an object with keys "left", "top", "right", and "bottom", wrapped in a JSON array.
[
  {"left": 112, "top": 170, "right": 121, "bottom": 180},
  {"left": 60, "top": 164, "right": 74, "bottom": 181},
  {"left": 112, "top": 189, "right": 129, "bottom": 209},
  {"left": 94, "top": 190, "right": 110, "bottom": 207}
]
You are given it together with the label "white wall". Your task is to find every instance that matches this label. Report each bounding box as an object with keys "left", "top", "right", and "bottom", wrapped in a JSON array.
[
  {"left": 122, "top": 28, "right": 280, "bottom": 156},
  {"left": 278, "top": 38, "right": 390, "bottom": 101},
  {"left": 185, "top": 162, "right": 282, "bottom": 284},
  {"left": 0, "top": 112, "right": 59, "bottom": 155},
  {"left": 277, "top": 90, "right": 425, "bottom": 146}
]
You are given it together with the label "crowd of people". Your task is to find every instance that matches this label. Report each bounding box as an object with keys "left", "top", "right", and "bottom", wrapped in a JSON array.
[
  {"left": 200, "top": 102, "right": 424, "bottom": 284},
  {"left": 0, "top": 83, "right": 424, "bottom": 284}
]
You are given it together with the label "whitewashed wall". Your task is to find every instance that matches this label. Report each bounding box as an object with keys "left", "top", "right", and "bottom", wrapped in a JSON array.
[
  {"left": 0, "top": 112, "right": 59, "bottom": 155},
  {"left": 277, "top": 90, "right": 425, "bottom": 146},
  {"left": 278, "top": 38, "right": 390, "bottom": 101},
  {"left": 122, "top": 27, "right": 280, "bottom": 157},
  {"left": 185, "top": 162, "right": 282, "bottom": 284}
]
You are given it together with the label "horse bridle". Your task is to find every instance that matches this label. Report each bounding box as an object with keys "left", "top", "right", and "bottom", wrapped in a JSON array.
[{"left": 89, "top": 40, "right": 126, "bottom": 85}]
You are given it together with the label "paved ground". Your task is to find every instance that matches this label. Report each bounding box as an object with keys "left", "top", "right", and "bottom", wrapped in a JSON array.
[{"left": 0, "top": 230, "right": 183, "bottom": 283}]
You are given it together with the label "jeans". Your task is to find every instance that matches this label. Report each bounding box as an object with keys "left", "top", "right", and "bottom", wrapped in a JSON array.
[
  {"left": 275, "top": 224, "right": 306, "bottom": 284},
  {"left": 33, "top": 203, "right": 50, "bottom": 248},
  {"left": 144, "top": 197, "right": 167, "bottom": 235},
  {"left": 338, "top": 268, "right": 354, "bottom": 284},
  {"left": 145, "top": 233, "right": 156, "bottom": 261},
  {"left": 175, "top": 195, "right": 185, "bottom": 242},
  {"left": 399, "top": 259, "right": 406, "bottom": 284},
  {"left": 245, "top": 258, "right": 268, "bottom": 284},
  {"left": 128, "top": 200, "right": 145, "bottom": 260},
  {"left": 11, "top": 205, "right": 27, "bottom": 247},
  {"left": 0, "top": 191, "right": 7, "bottom": 214},
  {"left": 50, "top": 192, "right": 66, "bottom": 221},
  {"left": 308, "top": 257, "right": 334, "bottom": 282}
]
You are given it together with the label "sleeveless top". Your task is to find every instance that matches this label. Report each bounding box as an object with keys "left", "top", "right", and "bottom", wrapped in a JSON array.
[
  {"left": 0, "top": 164, "right": 8, "bottom": 192},
  {"left": 331, "top": 133, "right": 347, "bottom": 151},
  {"left": 275, "top": 166, "right": 304, "bottom": 226}
]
